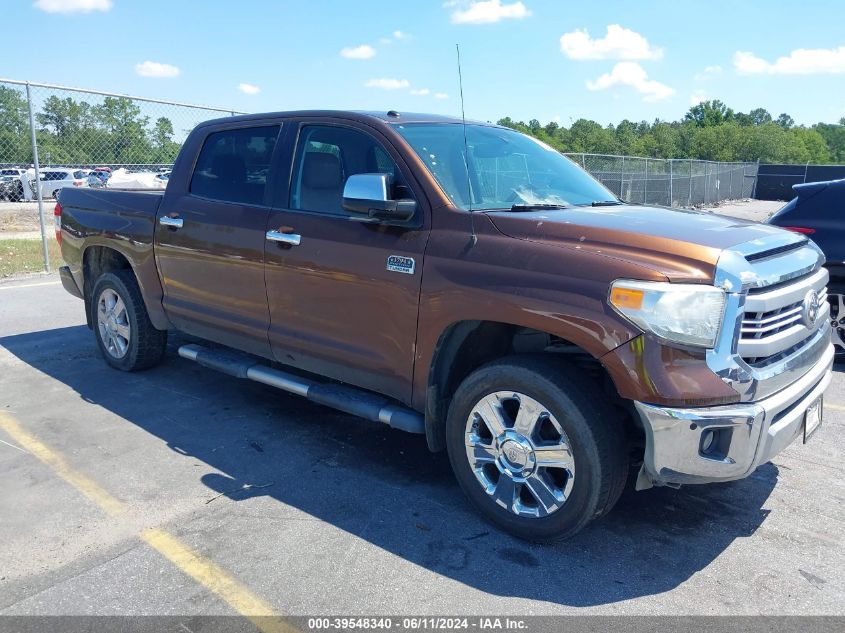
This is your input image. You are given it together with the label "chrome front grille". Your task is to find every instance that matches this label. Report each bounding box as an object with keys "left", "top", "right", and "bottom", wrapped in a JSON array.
[{"left": 738, "top": 267, "right": 829, "bottom": 366}]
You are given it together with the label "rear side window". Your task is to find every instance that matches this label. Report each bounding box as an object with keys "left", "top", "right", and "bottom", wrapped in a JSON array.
[{"left": 190, "top": 125, "right": 280, "bottom": 205}]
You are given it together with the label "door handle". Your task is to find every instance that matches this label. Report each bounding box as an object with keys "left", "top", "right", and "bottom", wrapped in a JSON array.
[
  {"left": 159, "top": 216, "right": 183, "bottom": 229},
  {"left": 266, "top": 230, "right": 301, "bottom": 246}
]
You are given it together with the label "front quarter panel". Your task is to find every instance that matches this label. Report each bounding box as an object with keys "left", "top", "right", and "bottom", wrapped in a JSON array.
[{"left": 412, "top": 210, "right": 666, "bottom": 411}]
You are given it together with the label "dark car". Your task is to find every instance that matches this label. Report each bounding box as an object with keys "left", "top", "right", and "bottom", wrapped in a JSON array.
[
  {"left": 767, "top": 178, "right": 845, "bottom": 358},
  {"left": 0, "top": 170, "right": 25, "bottom": 201}
]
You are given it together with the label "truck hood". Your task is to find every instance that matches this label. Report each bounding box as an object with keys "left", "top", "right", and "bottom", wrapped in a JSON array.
[{"left": 486, "top": 205, "right": 792, "bottom": 283}]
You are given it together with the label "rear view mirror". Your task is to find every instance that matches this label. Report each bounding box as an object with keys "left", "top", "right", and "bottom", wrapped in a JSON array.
[{"left": 342, "top": 173, "right": 416, "bottom": 223}]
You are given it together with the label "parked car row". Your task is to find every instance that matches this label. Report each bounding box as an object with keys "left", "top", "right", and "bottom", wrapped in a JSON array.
[{"left": 0, "top": 166, "right": 172, "bottom": 202}]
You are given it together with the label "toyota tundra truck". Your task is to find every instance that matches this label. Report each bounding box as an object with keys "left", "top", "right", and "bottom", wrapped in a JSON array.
[{"left": 55, "top": 110, "right": 833, "bottom": 541}]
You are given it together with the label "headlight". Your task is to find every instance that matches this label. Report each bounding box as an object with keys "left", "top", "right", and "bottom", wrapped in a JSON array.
[{"left": 609, "top": 280, "right": 726, "bottom": 348}]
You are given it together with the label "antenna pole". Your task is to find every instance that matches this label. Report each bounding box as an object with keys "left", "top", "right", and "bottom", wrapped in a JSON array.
[{"left": 456, "top": 43, "right": 477, "bottom": 245}]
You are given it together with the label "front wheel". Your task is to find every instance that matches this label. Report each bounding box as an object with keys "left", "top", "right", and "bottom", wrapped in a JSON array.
[
  {"left": 446, "top": 356, "right": 628, "bottom": 542},
  {"left": 91, "top": 270, "right": 167, "bottom": 371}
]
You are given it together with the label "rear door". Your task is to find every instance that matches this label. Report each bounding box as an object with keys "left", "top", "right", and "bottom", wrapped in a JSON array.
[
  {"left": 155, "top": 122, "right": 282, "bottom": 357},
  {"left": 264, "top": 119, "right": 430, "bottom": 403}
]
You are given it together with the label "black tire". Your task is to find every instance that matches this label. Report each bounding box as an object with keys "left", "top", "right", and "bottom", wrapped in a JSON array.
[
  {"left": 446, "top": 355, "right": 628, "bottom": 542},
  {"left": 91, "top": 270, "right": 167, "bottom": 371},
  {"left": 828, "top": 281, "right": 845, "bottom": 361}
]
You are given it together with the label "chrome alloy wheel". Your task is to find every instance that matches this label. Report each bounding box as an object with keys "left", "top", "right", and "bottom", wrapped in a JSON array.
[
  {"left": 97, "top": 288, "right": 131, "bottom": 359},
  {"left": 829, "top": 293, "right": 845, "bottom": 357},
  {"left": 465, "top": 391, "right": 575, "bottom": 518}
]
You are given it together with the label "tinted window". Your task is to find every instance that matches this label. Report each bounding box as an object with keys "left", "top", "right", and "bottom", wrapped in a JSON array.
[
  {"left": 73, "top": 170, "right": 87, "bottom": 179},
  {"left": 190, "top": 125, "right": 280, "bottom": 205},
  {"left": 290, "top": 125, "right": 403, "bottom": 215}
]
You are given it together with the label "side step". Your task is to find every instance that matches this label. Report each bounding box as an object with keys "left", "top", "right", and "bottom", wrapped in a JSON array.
[{"left": 178, "top": 344, "right": 426, "bottom": 435}]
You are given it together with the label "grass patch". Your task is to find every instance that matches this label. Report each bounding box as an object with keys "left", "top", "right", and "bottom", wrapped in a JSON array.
[{"left": 0, "top": 238, "right": 63, "bottom": 277}]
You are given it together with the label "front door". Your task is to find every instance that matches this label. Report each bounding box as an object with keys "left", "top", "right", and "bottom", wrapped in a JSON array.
[
  {"left": 264, "top": 122, "right": 430, "bottom": 403},
  {"left": 155, "top": 123, "right": 282, "bottom": 357}
]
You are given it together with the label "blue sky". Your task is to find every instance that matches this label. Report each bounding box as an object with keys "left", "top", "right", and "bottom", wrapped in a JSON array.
[{"left": 5, "top": 0, "right": 845, "bottom": 126}]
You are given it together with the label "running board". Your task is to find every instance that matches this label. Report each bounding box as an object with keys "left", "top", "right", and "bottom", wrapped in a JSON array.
[{"left": 177, "top": 344, "right": 425, "bottom": 434}]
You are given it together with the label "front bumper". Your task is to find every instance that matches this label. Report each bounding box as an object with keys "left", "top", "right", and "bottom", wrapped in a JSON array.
[{"left": 634, "top": 342, "right": 834, "bottom": 488}]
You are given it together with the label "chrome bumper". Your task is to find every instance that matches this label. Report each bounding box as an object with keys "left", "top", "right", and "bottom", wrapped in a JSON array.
[{"left": 634, "top": 343, "right": 834, "bottom": 489}]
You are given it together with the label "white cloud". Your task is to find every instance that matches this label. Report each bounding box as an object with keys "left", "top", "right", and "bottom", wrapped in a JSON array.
[
  {"left": 734, "top": 47, "right": 845, "bottom": 75},
  {"left": 365, "top": 78, "right": 410, "bottom": 90},
  {"left": 34, "top": 0, "right": 111, "bottom": 13},
  {"left": 434, "top": 92, "right": 449, "bottom": 100},
  {"left": 341, "top": 44, "right": 376, "bottom": 60},
  {"left": 135, "top": 61, "right": 180, "bottom": 79},
  {"left": 694, "top": 65, "right": 722, "bottom": 81},
  {"left": 410, "top": 88, "right": 431, "bottom": 95},
  {"left": 690, "top": 90, "right": 707, "bottom": 106},
  {"left": 560, "top": 24, "right": 662, "bottom": 60},
  {"left": 586, "top": 62, "right": 674, "bottom": 102},
  {"left": 393, "top": 30, "right": 408, "bottom": 39},
  {"left": 238, "top": 83, "right": 261, "bottom": 95},
  {"left": 449, "top": 0, "right": 530, "bottom": 25}
]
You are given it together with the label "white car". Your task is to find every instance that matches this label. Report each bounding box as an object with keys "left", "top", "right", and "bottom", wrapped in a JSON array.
[{"left": 24, "top": 168, "right": 89, "bottom": 201}]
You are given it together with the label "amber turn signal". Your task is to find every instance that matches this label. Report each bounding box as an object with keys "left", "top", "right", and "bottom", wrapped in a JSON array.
[{"left": 610, "top": 286, "right": 644, "bottom": 310}]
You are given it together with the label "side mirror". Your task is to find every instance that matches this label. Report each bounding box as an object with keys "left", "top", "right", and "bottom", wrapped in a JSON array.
[{"left": 342, "top": 173, "right": 416, "bottom": 223}]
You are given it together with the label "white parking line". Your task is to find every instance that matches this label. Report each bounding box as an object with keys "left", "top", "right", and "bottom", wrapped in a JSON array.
[{"left": 0, "top": 281, "right": 60, "bottom": 291}]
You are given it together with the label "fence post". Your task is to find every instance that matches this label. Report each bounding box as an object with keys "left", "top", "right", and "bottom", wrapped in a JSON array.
[
  {"left": 620, "top": 156, "right": 626, "bottom": 200},
  {"left": 804, "top": 161, "right": 809, "bottom": 184},
  {"left": 668, "top": 159, "right": 673, "bottom": 207},
  {"left": 704, "top": 162, "right": 709, "bottom": 205},
  {"left": 580, "top": 154, "right": 586, "bottom": 169},
  {"left": 643, "top": 158, "right": 648, "bottom": 205},
  {"left": 729, "top": 163, "right": 734, "bottom": 200},
  {"left": 688, "top": 159, "right": 693, "bottom": 206},
  {"left": 26, "top": 82, "right": 50, "bottom": 274}
]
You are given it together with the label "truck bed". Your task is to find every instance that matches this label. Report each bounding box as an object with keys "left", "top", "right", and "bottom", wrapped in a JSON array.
[{"left": 58, "top": 187, "right": 164, "bottom": 218}]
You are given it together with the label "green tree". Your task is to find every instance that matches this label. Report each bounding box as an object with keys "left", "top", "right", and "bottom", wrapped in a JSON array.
[
  {"left": 684, "top": 100, "right": 734, "bottom": 127},
  {"left": 0, "top": 85, "right": 31, "bottom": 163}
]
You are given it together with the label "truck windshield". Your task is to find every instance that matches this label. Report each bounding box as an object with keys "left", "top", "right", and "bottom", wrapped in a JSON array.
[{"left": 393, "top": 122, "right": 618, "bottom": 211}]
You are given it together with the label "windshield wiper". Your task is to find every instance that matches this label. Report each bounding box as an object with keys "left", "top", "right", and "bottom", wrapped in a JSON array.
[
  {"left": 589, "top": 200, "right": 624, "bottom": 207},
  {"left": 509, "top": 203, "right": 569, "bottom": 212}
]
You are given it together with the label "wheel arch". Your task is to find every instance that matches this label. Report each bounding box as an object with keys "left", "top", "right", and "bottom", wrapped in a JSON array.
[
  {"left": 82, "top": 245, "right": 169, "bottom": 331},
  {"left": 424, "top": 320, "right": 630, "bottom": 452}
]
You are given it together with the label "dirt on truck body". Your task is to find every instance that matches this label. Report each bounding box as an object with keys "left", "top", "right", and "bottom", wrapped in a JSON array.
[{"left": 54, "top": 110, "right": 833, "bottom": 541}]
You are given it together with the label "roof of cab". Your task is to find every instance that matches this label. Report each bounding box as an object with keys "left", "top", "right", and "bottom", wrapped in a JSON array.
[{"left": 197, "top": 109, "right": 497, "bottom": 129}]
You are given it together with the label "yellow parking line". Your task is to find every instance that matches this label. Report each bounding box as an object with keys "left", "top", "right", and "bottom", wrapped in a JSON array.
[
  {"left": 140, "top": 529, "right": 294, "bottom": 632},
  {"left": 0, "top": 281, "right": 61, "bottom": 291},
  {"left": 0, "top": 412, "right": 292, "bottom": 632},
  {"left": 0, "top": 412, "right": 125, "bottom": 516}
]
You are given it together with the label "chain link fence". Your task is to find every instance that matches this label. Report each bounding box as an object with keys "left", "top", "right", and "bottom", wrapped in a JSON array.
[
  {"left": 0, "top": 78, "right": 244, "bottom": 272},
  {"left": 1, "top": 78, "right": 760, "bottom": 274},
  {"left": 565, "top": 153, "right": 758, "bottom": 207}
]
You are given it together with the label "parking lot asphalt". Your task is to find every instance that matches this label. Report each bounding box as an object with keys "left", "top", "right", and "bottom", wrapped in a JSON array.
[{"left": 0, "top": 275, "right": 843, "bottom": 620}]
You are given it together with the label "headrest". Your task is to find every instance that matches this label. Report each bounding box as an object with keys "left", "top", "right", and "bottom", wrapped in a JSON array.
[{"left": 302, "top": 152, "right": 342, "bottom": 190}]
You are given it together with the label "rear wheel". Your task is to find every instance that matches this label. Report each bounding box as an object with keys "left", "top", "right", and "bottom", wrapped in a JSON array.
[
  {"left": 91, "top": 270, "right": 167, "bottom": 371},
  {"left": 828, "top": 282, "right": 845, "bottom": 360},
  {"left": 446, "top": 355, "right": 628, "bottom": 542}
]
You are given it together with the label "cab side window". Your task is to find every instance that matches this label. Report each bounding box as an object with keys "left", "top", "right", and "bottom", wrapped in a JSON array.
[
  {"left": 290, "top": 125, "right": 407, "bottom": 215},
  {"left": 190, "top": 125, "right": 280, "bottom": 205}
]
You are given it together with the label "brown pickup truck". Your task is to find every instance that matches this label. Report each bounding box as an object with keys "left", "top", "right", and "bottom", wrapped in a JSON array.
[{"left": 55, "top": 111, "right": 833, "bottom": 541}]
